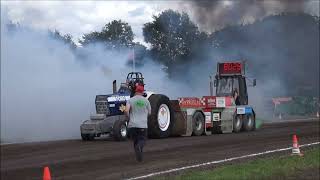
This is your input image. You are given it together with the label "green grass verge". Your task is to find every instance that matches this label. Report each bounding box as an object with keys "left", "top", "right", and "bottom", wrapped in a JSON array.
[{"left": 154, "top": 147, "right": 320, "bottom": 180}]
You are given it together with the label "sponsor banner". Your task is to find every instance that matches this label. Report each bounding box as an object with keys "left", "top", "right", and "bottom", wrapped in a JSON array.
[
  {"left": 236, "top": 106, "right": 253, "bottom": 114},
  {"left": 237, "top": 107, "right": 245, "bottom": 114},
  {"left": 245, "top": 107, "right": 253, "bottom": 114},
  {"left": 178, "top": 97, "right": 205, "bottom": 108},
  {"left": 225, "top": 96, "right": 232, "bottom": 106},
  {"left": 212, "top": 113, "right": 220, "bottom": 121},
  {"left": 203, "top": 96, "right": 216, "bottom": 108},
  {"left": 216, "top": 97, "right": 226, "bottom": 107},
  {"left": 204, "top": 112, "right": 212, "bottom": 124},
  {"left": 107, "top": 95, "right": 130, "bottom": 102},
  {"left": 209, "top": 96, "right": 232, "bottom": 108}
]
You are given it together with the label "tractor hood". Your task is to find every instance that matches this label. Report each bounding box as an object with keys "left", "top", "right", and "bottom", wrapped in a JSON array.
[
  {"left": 106, "top": 92, "right": 130, "bottom": 116},
  {"left": 95, "top": 92, "right": 130, "bottom": 116},
  {"left": 107, "top": 93, "right": 131, "bottom": 102},
  {"left": 107, "top": 91, "right": 154, "bottom": 105},
  {"left": 95, "top": 91, "right": 154, "bottom": 116}
]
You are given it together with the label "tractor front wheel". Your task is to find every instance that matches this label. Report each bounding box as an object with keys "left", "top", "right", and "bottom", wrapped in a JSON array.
[
  {"left": 113, "top": 119, "right": 128, "bottom": 141},
  {"left": 192, "top": 111, "right": 205, "bottom": 136},
  {"left": 243, "top": 115, "right": 255, "bottom": 131},
  {"left": 233, "top": 115, "right": 242, "bottom": 133}
]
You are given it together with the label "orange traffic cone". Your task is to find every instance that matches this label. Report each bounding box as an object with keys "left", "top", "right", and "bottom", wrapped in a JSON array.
[
  {"left": 292, "top": 135, "right": 303, "bottom": 156},
  {"left": 43, "top": 166, "right": 51, "bottom": 180}
]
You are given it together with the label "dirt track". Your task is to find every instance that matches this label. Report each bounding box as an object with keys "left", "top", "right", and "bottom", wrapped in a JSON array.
[{"left": 1, "top": 119, "right": 319, "bottom": 180}]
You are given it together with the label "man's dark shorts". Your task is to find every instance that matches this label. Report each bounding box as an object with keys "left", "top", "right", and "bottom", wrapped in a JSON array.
[
  {"left": 129, "top": 128, "right": 147, "bottom": 161},
  {"left": 129, "top": 128, "right": 147, "bottom": 144}
]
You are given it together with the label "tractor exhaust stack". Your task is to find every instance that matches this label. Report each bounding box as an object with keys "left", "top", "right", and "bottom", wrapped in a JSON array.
[
  {"left": 113, "top": 80, "right": 117, "bottom": 94},
  {"left": 209, "top": 76, "right": 213, "bottom": 96}
]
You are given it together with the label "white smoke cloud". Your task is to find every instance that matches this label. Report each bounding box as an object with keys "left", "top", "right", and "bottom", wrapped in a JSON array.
[
  {"left": 0, "top": 7, "right": 199, "bottom": 143},
  {"left": 1, "top": 27, "right": 105, "bottom": 143},
  {"left": 1, "top": 8, "right": 118, "bottom": 143}
]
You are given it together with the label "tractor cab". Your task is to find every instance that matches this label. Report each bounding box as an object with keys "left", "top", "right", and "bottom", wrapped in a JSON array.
[
  {"left": 117, "top": 83, "right": 131, "bottom": 94},
  {"left": 126, "top": 72, "right": 144, "bottom": 84},
  {"left": 95, "top": 72, "right": 146, "bottom": 117},
  {"left": 216, "top": 75, "right": 248, "bottom": 105},
  {"left": 112, "top": 72, "right": 145, "bottom": 95},
  {"left": 214, "top": 62, "right": 256, "bottom": 105},
  {"left": 126, "top": 72, "right": 145, "bottom": 96}
]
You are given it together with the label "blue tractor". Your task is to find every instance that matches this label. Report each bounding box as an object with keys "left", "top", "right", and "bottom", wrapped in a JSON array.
[{"left": 80, "top": 72, "right": 177, "bottom": 141}]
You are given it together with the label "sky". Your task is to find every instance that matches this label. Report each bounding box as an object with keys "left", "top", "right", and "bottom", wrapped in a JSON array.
[
  {"left": 1, "top": 1, "right": 186, "bottom": 46},
  {"left": 2, "top": 0, "right": 318, "bottom": 46}
]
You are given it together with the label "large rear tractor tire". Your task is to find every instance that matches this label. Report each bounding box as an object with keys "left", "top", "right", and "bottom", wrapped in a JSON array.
[
  {"left": 192, "top": 111, "right": 205, "bottom": 136},
  {"left": 113, "top": 119, "right": 128, "bottom": 141},
  {"left": 148, "top": 94, "right": 174, "bottom": 138},
  {"left": 233, "top": 115, "right": 242, "bottom": 133},
  {"left": 242, "top": 114, "right": 255, "bottom": 131}
]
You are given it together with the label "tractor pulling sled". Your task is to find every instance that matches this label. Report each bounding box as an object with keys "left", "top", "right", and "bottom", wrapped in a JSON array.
[{"left": 80, "top": 61, "right": 257, "bottom": 141}]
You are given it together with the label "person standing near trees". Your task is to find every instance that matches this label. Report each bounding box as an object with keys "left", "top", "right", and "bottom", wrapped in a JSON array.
[{"left": 124, "top": 83, "right": 151, "bottom": 162}]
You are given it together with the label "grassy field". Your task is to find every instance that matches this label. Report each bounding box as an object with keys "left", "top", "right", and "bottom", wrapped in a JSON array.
[{"left": 154, "top": 147, "right": 320, "bottom": 180}]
